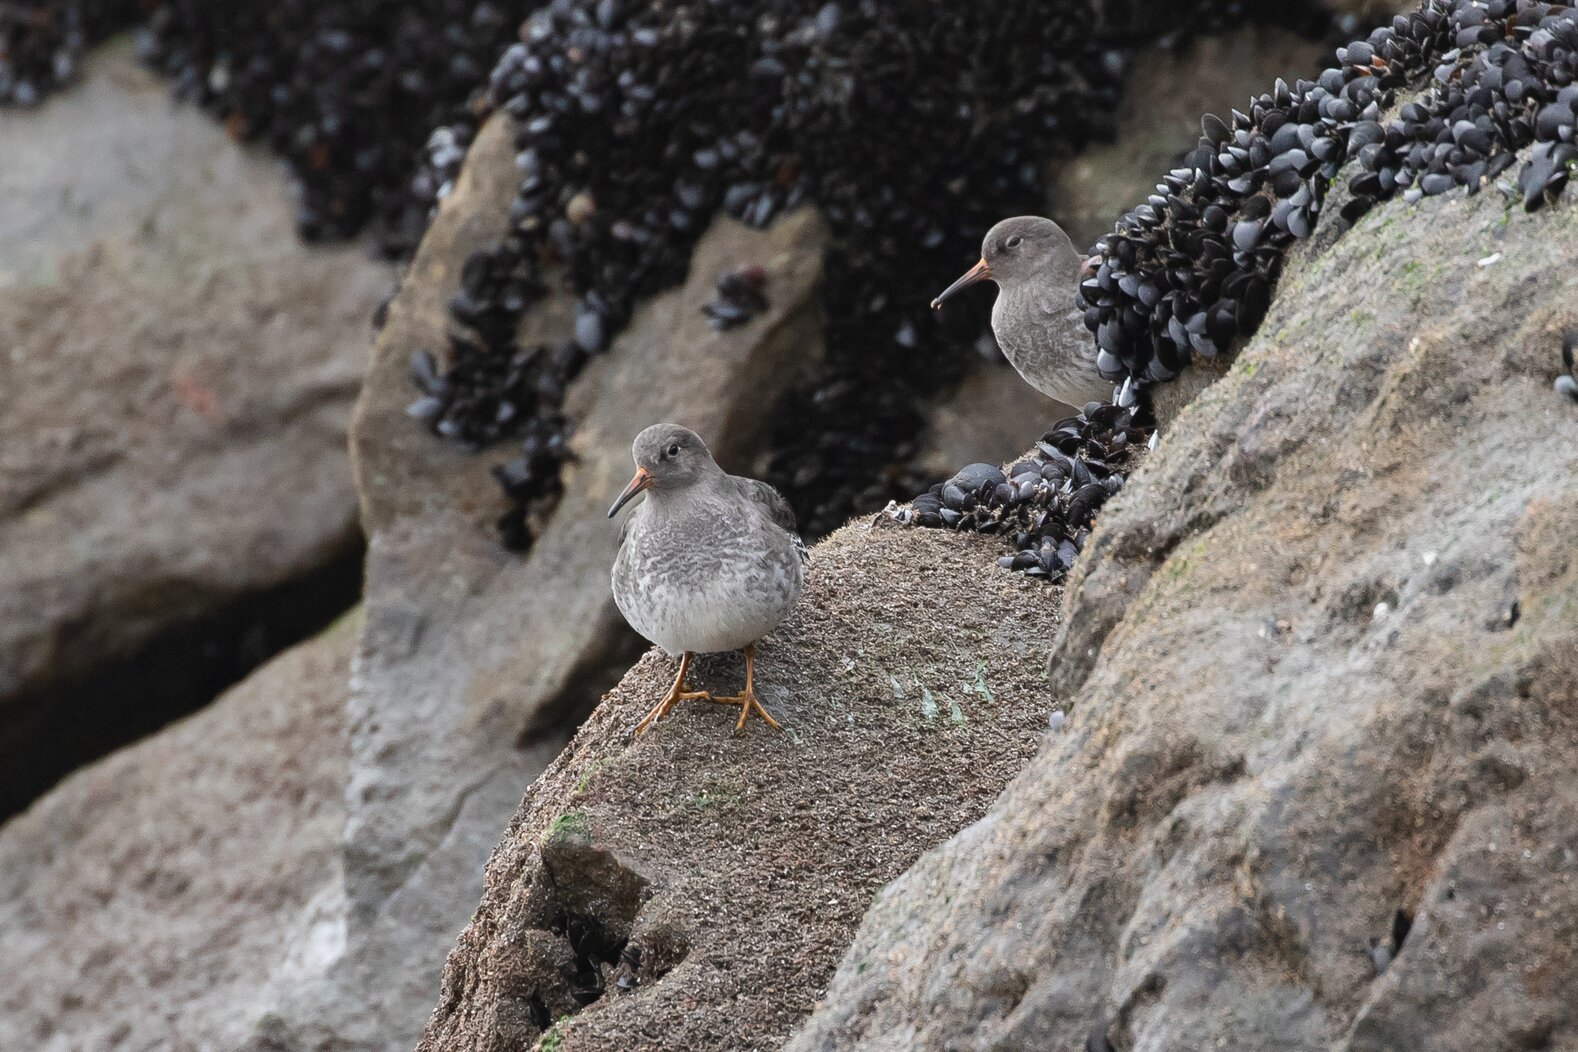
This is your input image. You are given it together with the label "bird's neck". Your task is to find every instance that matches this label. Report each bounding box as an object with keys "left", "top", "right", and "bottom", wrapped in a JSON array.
[{"left": 644, "top": 474, "right": 725, "bottom": 518}]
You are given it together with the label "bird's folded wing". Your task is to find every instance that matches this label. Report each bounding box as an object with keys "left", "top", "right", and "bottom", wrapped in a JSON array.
[{"left": 732, "top": 475, "right": 798, "bottom": 534}]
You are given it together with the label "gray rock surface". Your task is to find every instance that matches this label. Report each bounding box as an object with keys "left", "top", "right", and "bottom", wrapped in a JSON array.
[
  {"left": 235, "top": 111, "right": 833, "bottom": 1051},
  {"left": 416, "top": 523, "right": 1057, "bottom": 1052},
  {"left": 0, "top": 43, "right": 388, "bottom": 791},
  {"left": 790, "top": 148, "right": 1578, "bottom": 1049},
  {"left": 0, "top": 615, "right": 356, "bottom": 1052}
]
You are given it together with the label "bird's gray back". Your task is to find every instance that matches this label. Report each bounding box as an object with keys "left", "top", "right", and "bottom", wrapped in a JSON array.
[{"left": 731, "top": 474, "right": 797, "bottom": 534}]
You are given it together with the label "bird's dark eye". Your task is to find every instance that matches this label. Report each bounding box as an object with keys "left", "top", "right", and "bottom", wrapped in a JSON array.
[
  {"left": 1005, "top": 235, "right": 1023, "bottom": 249},
  {"left": 666, "top": 443, "right": 681, "bottom": 458}
]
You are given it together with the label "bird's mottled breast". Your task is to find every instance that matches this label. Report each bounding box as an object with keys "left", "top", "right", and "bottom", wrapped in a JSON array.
[{"left": 612, "top": 490, "right": 803, "bottom": 655}]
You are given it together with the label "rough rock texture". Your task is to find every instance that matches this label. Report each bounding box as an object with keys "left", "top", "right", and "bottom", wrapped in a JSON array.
[
  {"left": 0, "top": 615, "right": 355, "bottom": 1052},
  {"left": 0, "top": 44, "right": 388, "bottom": 802},
  {"left": 417, "top": 523, "right": 1056, "bottom": 1052},
  {"left": 221, "top": 112, "right": 833, "bottom": 1051},
  {"left": 789, "top": 148, "right": 1578, "bottom": 1048}
]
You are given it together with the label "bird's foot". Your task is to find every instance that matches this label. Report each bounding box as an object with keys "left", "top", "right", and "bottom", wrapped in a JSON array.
[
  {"left": 708, "top": 688, "right": 782, "bottom": 734},
  {"left": 635, "top": 689, "right": 714, "bottom": 735}
]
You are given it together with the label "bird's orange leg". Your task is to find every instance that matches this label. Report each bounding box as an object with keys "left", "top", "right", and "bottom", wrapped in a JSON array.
[
  {"left": 635, "top": 652, "right": 714, "bottom": 734},
  {"left": 708, "top": 644, "right": 782, "bottom": 733}
]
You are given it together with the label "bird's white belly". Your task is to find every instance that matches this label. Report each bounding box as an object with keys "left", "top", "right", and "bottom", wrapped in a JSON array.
[
  {"left": 614, "top": 533, "right": 803, "bottom": 656},
  {"left": 618, "top": 559, "right": 800, "bottom": 656}
]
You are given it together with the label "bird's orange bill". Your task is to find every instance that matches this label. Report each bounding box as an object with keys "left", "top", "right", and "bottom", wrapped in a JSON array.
[
  {"left": 607, "top": 467, "right": 653, "bottom": 518},
  {"left": 931, "top": 258, "right": 992, "bottom": 310}
]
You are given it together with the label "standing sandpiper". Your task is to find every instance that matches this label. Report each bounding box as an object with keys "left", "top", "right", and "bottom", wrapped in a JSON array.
[
  {"left": 931, "top": 215, "right": 1113, "bottom": 410},
  {"left": 608, "top": 423, "right": 804, "bottom": 734}
]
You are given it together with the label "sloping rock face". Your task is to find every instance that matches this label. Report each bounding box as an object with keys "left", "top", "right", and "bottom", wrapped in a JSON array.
[
  {"left": 789, "top": 151, "right": 1578, "bottom": 1048},
  {"left": 0, "top": 615, "right": 355, "bottom": 1052},
  {"left": 416, "top": 524, "right": 1056, "bottom": 1052},
  {"left": 0, "top": 44, "right": 388, "bottom": 809}
]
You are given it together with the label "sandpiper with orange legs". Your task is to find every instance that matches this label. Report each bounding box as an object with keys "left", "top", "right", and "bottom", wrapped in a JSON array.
[{"left": 609, "top": 423, "right": 805, "bottom": 735}]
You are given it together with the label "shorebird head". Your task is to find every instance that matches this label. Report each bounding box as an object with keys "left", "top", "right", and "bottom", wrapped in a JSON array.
[
  {"left": 931, "top": 216, "right": 1080, "bottom": 309},
  {"left": 608, "top": 423, "right": 717, "bottom": 517}
]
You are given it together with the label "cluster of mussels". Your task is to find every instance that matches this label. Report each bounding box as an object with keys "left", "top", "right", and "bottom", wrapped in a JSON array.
[
  {"left": 135, "top": 1, "right": 528, "bottom": 251},
  {"left": 889, "top": 403, "right": 1149, "bottom": 578},
  {"left": 906, "top": 0, "right": 1578, "bottom": 580},
  {"left": 411, "top": 0, "right": 1351, "bottom": 547},
  {"left": 1559, "top": 333, "right": 1578, "bottom": 402},
  {"left": 0, "top": 0, "right": 140, "bottom": 105},
  {"left": 702, "top": 265, "right": 769, "bottom": 331},
  {"left": 1081, "top": 0, "right": 1578, "bottom": 387}
]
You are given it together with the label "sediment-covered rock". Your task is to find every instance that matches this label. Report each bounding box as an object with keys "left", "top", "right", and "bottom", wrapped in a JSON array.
[
  {"left": 0, "top": 44, "right": 389, "bottom": 809},
  {"left": 416, "top": 524, "right": 1058, "bottom": 1052},
  {"left": 789, "top": 132, "right": 1578, "bottom": 1051}
]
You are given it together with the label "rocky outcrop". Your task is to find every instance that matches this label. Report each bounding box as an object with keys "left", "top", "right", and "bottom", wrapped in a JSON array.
[
  {"left": 216, "top": 111, "right": 833, "bottom": 1051},
  {"left": 11, "top": 14, "right": 1558, "bottom": 1051},
  {"left": 789, "top": 143, "right": 1578, "bottom": 1049},
  {"left": 0, "top": 614, "right": 355, "bottom": 1052},
  {"left": 416, "top": 523, "right": 1057, "bottom": 1052},
  {"left": 250, "top": 24, "right": 1404, "bottom": 1042},
  {"left": 0, "top": 99, "right": 832, "bottom": 1052},
  {"left": 0, "top": 43, "right": 389, "bottom": 810}
]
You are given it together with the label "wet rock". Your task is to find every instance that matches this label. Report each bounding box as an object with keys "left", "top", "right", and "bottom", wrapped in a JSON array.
[
  {"left": 790, "top": 119, "right": 1578, "bottom": 1052},
  {"left": 0, "top": 44, "right": 389, "bottom": 804},
  {"left": 417, "top": 524, "right": 1056, "bottom": 1052},
  {"left": 894, "top": 403, "right": 1150, "bottom": 582},
  {"left": 0, "top": 615, "right": 357, "bottom": 1052}
]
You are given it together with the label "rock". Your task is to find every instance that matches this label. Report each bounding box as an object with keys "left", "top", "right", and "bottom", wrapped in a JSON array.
[
  {"left": 789, "top": 141, "right": 1578, "bottom": 1048},
  {"left": 416, "top": 523, "right": 1055, "bottom": 1052},
  {"left": 0, "top": 43, "right": 389, "bottom": 808},
  {"left": 0, "top": 614, "right": 356, "bottom": 1052},
  {"left": 915, "top": 361, "right": 1069, "bottom": 478},
  {"left": 227, "top": 112, "right": 832, "bottom": 1051}
]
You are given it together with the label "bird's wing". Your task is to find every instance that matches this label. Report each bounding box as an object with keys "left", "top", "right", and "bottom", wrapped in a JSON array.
[
  {"left": 732, "top": 475, "right": 798, "bottom": 533},
  {"left": 734, "top": 475, "right": 809, "bottom": 565}
]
